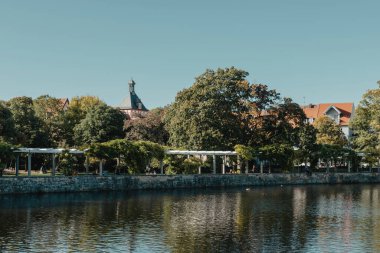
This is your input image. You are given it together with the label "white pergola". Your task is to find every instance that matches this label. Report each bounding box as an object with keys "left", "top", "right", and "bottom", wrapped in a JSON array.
[
  {"left": 165, "top": 150, "right": 238, "bottom": 174},
  {"left": 13, "top": 148, "right": 85, "bottom": 176},
  {"left": 12, "top": 148, "right": 239, "bottom": 176}
]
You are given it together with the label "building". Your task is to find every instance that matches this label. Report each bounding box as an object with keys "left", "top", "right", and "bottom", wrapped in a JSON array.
[
  {"left": 59, "top": 98, "right": 70, "bottom": 111},
  {"left": 118, "top": 80, "right": 148, "bottom": 119},
  {"left": 302, "top": 103, "right": 355, "bottom": 139}
]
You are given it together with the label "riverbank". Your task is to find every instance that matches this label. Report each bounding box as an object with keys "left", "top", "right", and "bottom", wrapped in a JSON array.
[{"left": 1, "top": 173, "right": 380, "bottom": 195}]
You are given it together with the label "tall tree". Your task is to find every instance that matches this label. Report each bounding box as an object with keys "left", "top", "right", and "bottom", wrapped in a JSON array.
[
  {"left": 297, "top": 124, "right": 318, "bottom": 167},
  {"left": 124, "top": 107, "right": 169, "bottom": 145},
  {"left": 0, "top": 102, "right": 16, "bottom": 143},
  {"left": 164, "top": 67, "right": 251, "bottom": 150},
  {"left": 350, "top": 82, "right": 380, "bottom": 165},
  {"left": 240, "top": 83, "right": 280, "bottom": 147},
  {"left": 33, "top": 95, "right": 65, "bottom": 146},
  {"left": 267, "top": 97, "right": 306, "bottom": 146},
  {"left": 74, "top": 104, "right": 125, "bottom": 145},
  {"left": 165, "top": 67, "right": 306, "bottom": 151},
  {"left": 7, "top": 97, "right": 50, "bottom": 147},
  {"left": 61, "top": 96, "right": 105, "bottom": 147},
  {"left": 314, "top": 116, "right": 347, "bottom": 147}
]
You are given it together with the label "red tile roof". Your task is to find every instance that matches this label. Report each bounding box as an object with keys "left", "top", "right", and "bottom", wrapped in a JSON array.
[{"left": 302, "top": 103, "right": 354, "bottom": 126}]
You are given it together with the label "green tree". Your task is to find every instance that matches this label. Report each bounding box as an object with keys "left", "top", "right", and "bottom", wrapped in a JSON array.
[
  {"left": 350, "top": 82, "right": 380, "bottom": 166},
  {"left": 33, "top": 95, "right": 65, "bottom": 146},
  {"left": 60, "top": 96, "right": 105, "bottom": 147},
  {"left": 7, "top": 96, "right": 50, "bottom": 147},
  {"left": 314, "top": 116, "right": 347, "bottom": 147},
  {"left": 234, "top": 144, "right": 256, "bottom": 173},
  {"left": 74, "top": 104, "right": 125, "bottom": 145},
  {"left": 89, "top": 139, "right": 165, "bottom": 174},
  {"left": 259, "top": 144, "right": 294, "bottom": 172},
  {"left": 0, "top": 141, "right": 13, "bottom": 176},
  {"left": 165, "top": 67, "right": 305, "bottom": 151},
  {"left": 297, "top": 124, "right": 318, "bottom": 168},
  {"left": 164, "top": 67, "right": 253, "bottom": 150},
  {"left": 243, "top": 84, "right": 281, "bottom": 146},
  {"left": 268, "top": 97, "right": 306, "bottom": 146},
  {"left": 59, "top": 150, "right": 77, "bottom": 176},
  {"left": 0, "top": 102, "right": 16, "bottom": 142},
  {"left": 124, "top": 107, "right": 169, "bottom": 145}
]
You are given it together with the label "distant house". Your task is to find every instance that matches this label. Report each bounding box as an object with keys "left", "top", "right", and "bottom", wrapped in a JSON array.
[
  {"left": 302, "top": 103, "right": 355, "bottom": 139},
  {"left": 117, "top": 80, "right": 148, "bottom": 119},
  {"left": 59, "top": 98, "right": 70, "bottom": 111}
]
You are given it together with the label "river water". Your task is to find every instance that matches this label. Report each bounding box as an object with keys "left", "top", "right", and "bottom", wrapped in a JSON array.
[{"left": 0, "top": 184, "right": 380, "bottom": 252}]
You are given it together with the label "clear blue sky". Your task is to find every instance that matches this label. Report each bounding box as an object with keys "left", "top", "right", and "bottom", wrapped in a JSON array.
[{"left": 0, "top": 0, "right": 379, "bottom": 109}]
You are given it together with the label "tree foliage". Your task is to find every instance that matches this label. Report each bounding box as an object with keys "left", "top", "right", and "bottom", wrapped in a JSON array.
[
  {"left": 33, "top": 95, "right": 66, "bottom": 146},
  {"left": 124, "top": 107, "right": 169, "bottom": 145},
  {"left": 164, "top": 67, "right": 306, "bottom": 151},
  {"left": 0, "top": 102, "right": 15, "bottom": 142},
  {"left": 0, "top": 141, "right": 13, "bottom": 165},
  {"left": 165, "top": 67, "right": 251, "bottom": 150},
  {"left": 59, "top": 150, "right": 77, "bottom": 176},
  {"left": 7, "top": 96, "right": 50, "bottom": 147},
  {"left": 234, "top": 144, "right": 255, "bottom": 160},
  {"left": 74, "top": 104, "right": 125, "bottom": 145},
  {"left": 60, "top": 96, "right": 105, "bottom": 146},
  {"left": 314, "top": 116, "right": 347, "bottom": 147},
  {"left": 255, "top": 97, "right": 306, "bottom": 147},
  {"left": 259, "top": 144, "right": 294, "bottom": 171},
  {"left": 296, "top": 124, "right": 318, "bottom": 168},
  {"left": 89, "top": 139, "right": 165, "bottom": 174},
  {"left": 350, "top": 83, "right": 380, "bottom": 163}
]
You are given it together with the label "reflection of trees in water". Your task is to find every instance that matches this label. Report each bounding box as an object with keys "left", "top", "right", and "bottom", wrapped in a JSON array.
[
  {"left": 161, "top": 187, "right": 316, "bottom": 252},
  {"left": 301, "top": 185, "right": 380, "bottom": 252},
  {"left": 1, "top": 186, "right": 380, "bottom": 252},
  {"left": 0, "top": 192, "right": 169, "bottom": 252}
]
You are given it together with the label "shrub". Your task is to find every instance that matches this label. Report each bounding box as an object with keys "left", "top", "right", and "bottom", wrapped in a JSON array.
[{"left": 59, "top": 150, "right": 77, "bottom": 176}]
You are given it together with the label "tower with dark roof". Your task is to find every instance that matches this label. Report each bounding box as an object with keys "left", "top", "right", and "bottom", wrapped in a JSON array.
[{"left": 118, "top": 79, "right": 148, "bottom": 119}]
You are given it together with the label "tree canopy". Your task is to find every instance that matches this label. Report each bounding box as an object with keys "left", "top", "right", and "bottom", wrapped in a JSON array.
[
  {"left": 7, "top": 96, "right": 50, "bottom": 147},
  {"left": 124, "top": 107, "right": 169, "bottom": 145},
  {"left": 350, "top": 83, "right": 380, "bottom": 165},
  {"left": 164, "top": 67, "right": 305, "bottom": 150},
  {"left": 59, "top": 96, "right": 105, "bottom": 146},
  {"left": 165, "top": 67, "right": 251, "bottom": 150},
  {"left": 74, "top": 104, "right": 125, "bottom": 145},
  {"left": 0, "top": 102, "right": 15, "bottom": 143},
  {"left": 33, "top": 95, "right": 66, "bottom": 146},
  {"left": 314, "top": 116, "right": 347, "bottom": 147}
]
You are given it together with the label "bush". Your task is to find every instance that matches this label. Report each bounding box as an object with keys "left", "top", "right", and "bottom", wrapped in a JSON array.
[
  {"left": 59, "top": 150, "right": 77, "bottom": 176},
  {"left": 89, "top": 139, "right": 166, "bottom": 174},
  {"left": 259, "top": 144, "right": 294, "bottom": 171},
  {"left": 0, "top": 142, "right": 13, "bottom": 175},
  {"left": 182, "top": 157, "right": 203, "bottom": 174},
  {"left": 234, "top": 144, "right": 255, "bottom": 160}
]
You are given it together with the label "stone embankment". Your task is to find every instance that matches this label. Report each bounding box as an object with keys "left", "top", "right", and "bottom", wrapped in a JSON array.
[{"left": 0, "top": 173, "right": 380, "bottom": 195}]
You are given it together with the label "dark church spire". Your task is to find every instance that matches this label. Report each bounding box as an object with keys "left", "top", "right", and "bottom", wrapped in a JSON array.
[
  {"left": 128, "top": 79, "right": 135, "bottom": 93},
  {"left": 118, "top": 79, "right": 148, "bottom": 111}
]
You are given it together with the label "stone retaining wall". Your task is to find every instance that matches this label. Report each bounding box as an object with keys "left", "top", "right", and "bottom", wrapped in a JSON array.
[{"left": 1, "top": 173, "right": 380, "bottom": 195}]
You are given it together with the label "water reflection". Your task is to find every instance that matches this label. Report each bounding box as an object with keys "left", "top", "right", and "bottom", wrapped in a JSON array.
[{"left": 0, "top": 185, "right": 380, "bottom": 252}]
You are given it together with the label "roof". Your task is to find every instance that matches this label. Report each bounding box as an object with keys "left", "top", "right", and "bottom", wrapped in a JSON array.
[
  {"left": 59, "top": 98, "right": 69, "bottom": 110},
  {"left": 118, "top": 80, "right": 148, "bottom": 111},
  {"left": 119, "top": 93, "right": 148, "bottom": 111},
  {"left": 302, "top": 103, "right": 354, "bottom": 126}
]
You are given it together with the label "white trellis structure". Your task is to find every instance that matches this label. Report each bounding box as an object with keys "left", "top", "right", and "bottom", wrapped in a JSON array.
[
  {"left": 12, "top": 148, "right": 239, "bottom": 176},
  {"left": 164, "top": 150, "right": 238, "bottom": 174},
  {"left": 13, "top": 148, "right": 85, "bottom": 177}
]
